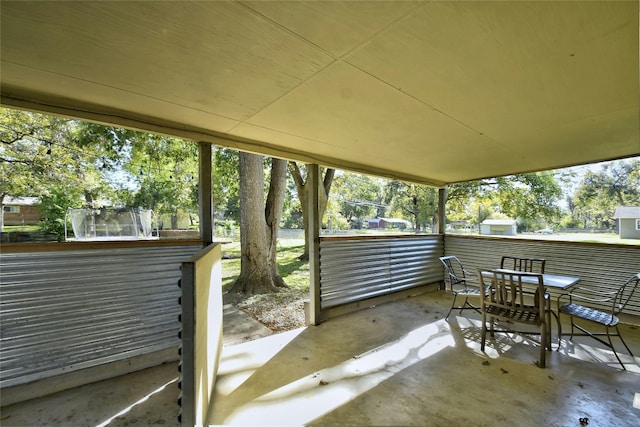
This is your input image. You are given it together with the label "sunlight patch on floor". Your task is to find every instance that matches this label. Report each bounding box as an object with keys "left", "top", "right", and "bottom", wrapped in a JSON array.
[
  {"left": 221, "top": 320, "right": 454, "bottom": 425},
  {"left": 215, "top": 327, "right": 306, "bottom": 396},
  {"left": 557, "top": 340, "right": 640, "bottom": 373},
  {"left": 450, "top": 315, "right": 512, "bottom": 358},
  {"left": 95, "top": 377, "right": 178, "bottom": 427}
]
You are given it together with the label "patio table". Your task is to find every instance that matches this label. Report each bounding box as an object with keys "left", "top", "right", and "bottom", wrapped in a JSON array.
[{"left": 481, "top": 269, "right": 580, "bottom": 290}]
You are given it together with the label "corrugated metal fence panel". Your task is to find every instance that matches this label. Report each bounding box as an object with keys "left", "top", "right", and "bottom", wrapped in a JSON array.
[
  {"left": 319, "top": 236, "right": 443, "bottom": 309},
  {"left": 444, "top": 236, "right": 640, "bottom": 316},
  {"left": 0, "top": 244, "right": 202, "bottom": 388}
]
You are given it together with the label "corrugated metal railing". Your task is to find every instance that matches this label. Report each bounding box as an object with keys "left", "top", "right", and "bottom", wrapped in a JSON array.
[
  {"left": 0, "top": 241, "right": 202, "bottom": 389},
  {"left": 444, "top": 235, "right": 640, "bottom": 316},
  {"left": 319, "top": 235, "right": 443, "bottom": 309}
]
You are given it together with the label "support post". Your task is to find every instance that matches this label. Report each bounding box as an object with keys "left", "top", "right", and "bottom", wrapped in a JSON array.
[
  {"left": 438, "top": 187, "right": 447, "bottom": 234},
  {"left": 198, "top": 142, "right": 213, "bottom": 246},
  {"left": 307, "top": 164, "right": 321, "bottom": 325}
]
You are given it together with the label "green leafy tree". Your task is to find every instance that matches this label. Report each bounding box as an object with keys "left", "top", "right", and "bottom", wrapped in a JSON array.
[
  {"left": 446, "top": 172, "right": 562, "bottom": 230},
  {"left": 38, "top": 186, "right": 83, "bottom": 241},
  {"left": 0, "top": 108, "right": 107, "bottom": 232},
  {"left": 288, "top": 163, "right": 335, "bottom": 260},
  {"left": 129, "top": 136, "right": 198, "bottom": 228},
  {"left": 77, "top": 123, "right": 199, "bottom": 228},
  {"left": 213, "top": 148, "right": 240, "bottom": 225},
  {"left": 384, "top": 181, "right": 437, "bottom": 232},
  {"left": 281, "top": 172, "right": 304, "bottom": 230},
  {"left": 332, "top": 172, "right": 383, "bottom": 226},
  {"left": 571, "top": 159, "right": 640, "bottom": 229}
]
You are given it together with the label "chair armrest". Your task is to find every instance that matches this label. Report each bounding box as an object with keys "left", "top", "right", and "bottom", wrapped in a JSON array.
[
  {"left": 569, "top": 286, "right": 618, "bottom": 297},
  {"left": 558, "top": 291, "right": 614, "bottom": 305}
]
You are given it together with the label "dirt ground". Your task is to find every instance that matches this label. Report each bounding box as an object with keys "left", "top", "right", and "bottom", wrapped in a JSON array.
[{"left": 234, "top": 288, "right": 307, "bottom": 332}]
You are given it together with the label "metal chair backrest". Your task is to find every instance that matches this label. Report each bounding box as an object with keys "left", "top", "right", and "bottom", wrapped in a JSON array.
[
  {"left": 439, "top": 256, "right": 467, "bottom": 289},
  {"left": 480, "top": 268, "right": 546, "bottom": 313},
  {"left": 500, "top": 256, "right": 545, "bottom": 274},
  {"left": 615, "top": 273, "right": 640, "bottom": 315}
]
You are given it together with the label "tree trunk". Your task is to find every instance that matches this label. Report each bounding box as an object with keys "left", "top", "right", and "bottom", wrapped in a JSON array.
[
  {"left": 228, "top": 153, "right": 288, "bottom": 296},
  {"left": 289, "top": 163, "right": 334, "bottom": 261},
  {"left": 265, "top": 158, "right": 288, "bottom": 288}
]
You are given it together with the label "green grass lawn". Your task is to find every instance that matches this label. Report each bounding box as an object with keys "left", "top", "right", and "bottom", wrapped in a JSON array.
[
  {"left": 221, "top": 238, "right": 309, "bottom": 291},
  {"left": 2, "top": 225, "right": 40, "bottom": 232},
  {"left": 519, "top": 232, "right": 640, "bottom": 245}
]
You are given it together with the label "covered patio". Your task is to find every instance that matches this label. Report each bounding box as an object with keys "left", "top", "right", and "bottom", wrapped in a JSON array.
[
  {"left": 1, "top": 1, "right": 639, "bottom": 425},
  {"left": 2, "top": 290, "right": 639, "bottom": 426}
]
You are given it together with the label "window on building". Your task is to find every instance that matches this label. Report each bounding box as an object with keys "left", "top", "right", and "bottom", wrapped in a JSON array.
[
  {"left": 4, "top": 206, "right": 20, "bottom": 213},
  {"left": 636, "top": 219, "right": 640, "bottom": 231}
]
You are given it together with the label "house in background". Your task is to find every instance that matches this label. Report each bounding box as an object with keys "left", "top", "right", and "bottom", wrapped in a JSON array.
[
  {"left": 367, "top": 217, "right": 412, "bottom": 230},
  {"left": 613, "top": 206, "right": 640, "bottom": 239},
  {"left": 2, "top": 197, "right": 41, "bottom": 226},
  {"left": 480, "top": 219, "right": 517, "bottom": 236}
]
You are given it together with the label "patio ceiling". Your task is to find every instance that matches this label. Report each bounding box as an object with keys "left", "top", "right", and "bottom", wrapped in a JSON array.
[{"left": 1, "top": 1, "right": 638, "bottom": 187}]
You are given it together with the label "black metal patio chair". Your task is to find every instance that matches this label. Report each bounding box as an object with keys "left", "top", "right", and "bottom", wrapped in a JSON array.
[
  {"left": 500, "top": 256, "right": 546, "bottom": 273},
  {"left": 557, "top": 273, "right": 640, "bottom": 370},
  {"left": 439, "top": 256, "right": 488, "bottom": 320}
]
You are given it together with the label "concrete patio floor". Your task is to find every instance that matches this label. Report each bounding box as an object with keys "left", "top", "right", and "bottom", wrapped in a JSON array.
[{"left": 2, "top": 290, "right": 639, "bottom": 426}]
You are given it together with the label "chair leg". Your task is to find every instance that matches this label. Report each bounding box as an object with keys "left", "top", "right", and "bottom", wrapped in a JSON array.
[
  {"left": 445, "top": 294, "right": 458, "bottom": 320},
  {"left": 490, "top": 315, "right": 495, "bottom": 338},
  {"left": 481, "top": 312, "right": 487, "bottom": 351},
  {"left": 545, "top": 310, "right": 553, "bottom": 351},
  {"left": 459, "top": 296, "right": 471, "bottom": 315},
  {"left": 607, "top": 326, "right": 631, "bottom": 371},
  {"left": 615, "top": 325, "right": 634, "bottom": 358},
  {"left": 539, "top": 321, "right": 547, "bottom": 368},
  {"left": 557, "top": 313, "right": 563, "bottom": 351}
]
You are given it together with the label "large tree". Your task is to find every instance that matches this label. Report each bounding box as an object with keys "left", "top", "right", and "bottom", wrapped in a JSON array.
[
  {"left": 288, "top": 162, "right": 335, "bottom": 260},
  {"left": 76, "top": 123, "right": 199, "bottom": 227},
  {"left": 384, "top": 181, "right": 438, "bottom": 232},
  {"left": 333, "top": 172, "right": 383, "bottom": 225},
  {"left": 227, "top": 153, "right": 289, "bottom": 296},
  {"left": 0, "top": 108, "right": 107, "bottom": 232},
  {"left": 446, "top": 172, "right": 562, "bottom": 229},
  {"left": 213, "top": 148, "right": 240, "bottom": 225},
  {"left": 571, "top": 159, "right": 640, "bottom": 229}
]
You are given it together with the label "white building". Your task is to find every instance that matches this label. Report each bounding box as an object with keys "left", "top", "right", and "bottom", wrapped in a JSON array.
[{"left": 480, "top": 219, "right": 517, "bottom": 236}]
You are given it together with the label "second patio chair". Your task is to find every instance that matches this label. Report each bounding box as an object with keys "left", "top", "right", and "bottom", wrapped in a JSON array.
[
  {"left": 500, "top": 256, "right": 546, "bottom": 273},
  {"left": 439, "top": 256, "right": 487, "bottom": 320},
  {"left": 557, "top": 273, "right": 640, "bottom": 370},
  {"left": 478, "top": 268, "right": 551, "bottom": 368}
]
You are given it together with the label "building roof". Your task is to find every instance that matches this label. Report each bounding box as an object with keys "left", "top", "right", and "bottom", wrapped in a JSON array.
[
  {"left": 368, "top": 218, "right": 412, "bottom": 226},
  {"left": 1, "top": 2, "right": 638, "bottom": 186},
  {"left": 4, "top": 197, "right": 40, "bottom": 206},
  {"left": 613, "top": 206, "right": 640, "bottom": 219},
  {"left": 481, "top": 219, "right": 517, "bottom": 226}
]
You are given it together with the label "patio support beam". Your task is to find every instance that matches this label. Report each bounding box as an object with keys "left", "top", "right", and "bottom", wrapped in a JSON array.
[
  {"left": 198, "top": 142, "right": 213, "bottom": 246},
  {"left": 438, "top": 187, "right": 447, "bottom": 235},
  {"left": 307, "top": 164, "right": 321, "bottom": 325}
]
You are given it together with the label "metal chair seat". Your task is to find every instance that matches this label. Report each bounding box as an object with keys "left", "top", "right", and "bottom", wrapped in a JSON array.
[
  {"left": 557, "top": 273, "right": 639, "bottom": 370},
  {"left": 455, "top": 288, "right": 483, "bottom": 296},
  {"left": 559, "top": 303, "right": 619, "bottom": 328},
  {"left": 484, "top": 304, "right": 545, "bottom": 324}
]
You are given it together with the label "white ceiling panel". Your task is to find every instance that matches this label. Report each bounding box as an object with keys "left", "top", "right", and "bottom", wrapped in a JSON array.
[{"left": 1, "top": 0, "right": 638, "bottom": 186}]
